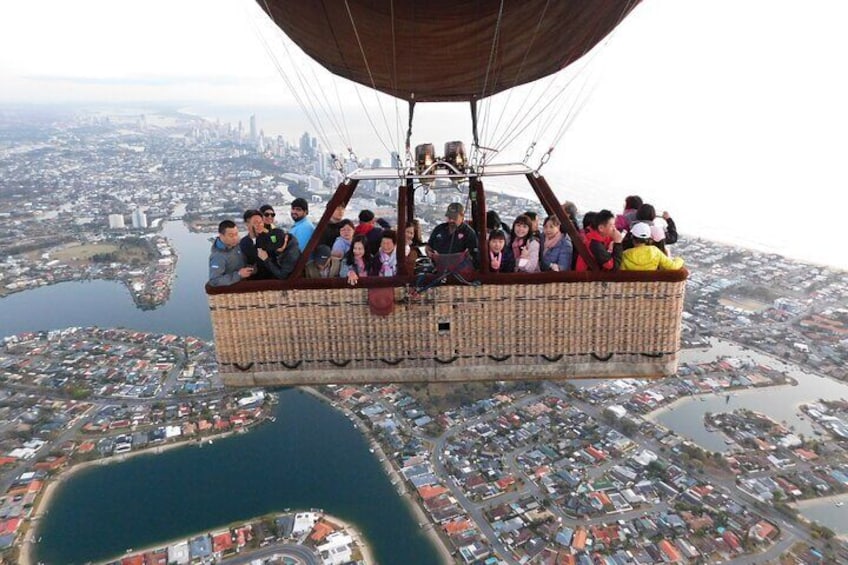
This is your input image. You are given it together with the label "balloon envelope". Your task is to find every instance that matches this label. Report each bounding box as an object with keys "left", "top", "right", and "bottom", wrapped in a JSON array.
[{"left": 258, "top": 0, "right": 642, "bottom": 102}]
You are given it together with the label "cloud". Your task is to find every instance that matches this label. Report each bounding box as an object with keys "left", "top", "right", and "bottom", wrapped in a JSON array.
[{"left": 24, "top": 74, "right": 245, "bottom": 87}]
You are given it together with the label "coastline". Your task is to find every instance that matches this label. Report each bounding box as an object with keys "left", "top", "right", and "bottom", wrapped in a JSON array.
[
  {"left": 301, "top": 387, "right": 454, "bottom": 565},
  {"left": 321, "top": 513, "right": 376, "bottom": 564},
  {"left": 791, "top": 493, "right": 848, "bottom": 541},
  {"left": 19, "top": 428, "right": 245, "bottom": 565}
]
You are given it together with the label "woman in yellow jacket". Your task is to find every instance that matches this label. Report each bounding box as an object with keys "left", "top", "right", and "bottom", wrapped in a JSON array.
[{"left": 621, "top": 222, "right": 684, "bottom": 271}]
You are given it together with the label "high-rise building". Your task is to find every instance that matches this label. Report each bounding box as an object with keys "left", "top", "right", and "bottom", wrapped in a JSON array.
[
  {"left": 300, "top": 132, "right": 312, "bottom": 157},
  {"left": 249, "top": 114, "right": 257, "bottom": 141},
  {"left": 108, "top": 214, "right": 125, "bottom": 229},
  {"left": 391, "top": 151, "right": 401, "bottom": 168},
  {"left": 132, "top": 208, "right": 148, "bottom": 229}
]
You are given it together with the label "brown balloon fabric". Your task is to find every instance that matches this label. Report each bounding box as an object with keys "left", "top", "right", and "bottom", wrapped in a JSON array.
[{"left": 257, "top": 0, "right": 642, "bottom": 102}]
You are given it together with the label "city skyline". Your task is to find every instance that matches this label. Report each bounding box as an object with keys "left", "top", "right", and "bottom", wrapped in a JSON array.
[{"left": 4, "top": 1, "right": 847, "bottom": 270}]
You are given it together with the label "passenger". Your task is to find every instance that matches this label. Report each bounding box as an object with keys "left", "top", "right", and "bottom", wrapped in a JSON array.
[
  {"left": 615, "top": 195, "right": 642, "bottom": 231},
  {"left": 404, "top": 219, "right": 424, "bottom": 272},
  {"left": 510, "top": 214, "right": 540, "bottom": 273},
  {"left": 636, "top": 203, "right": 678, "bottom": 254},
  {"left": 581, "top": 211, "right": 596, "bottom": 233},
  {"left": 259, "top": 204, "right": 277, "bottom": 228},
  {"left": 239, "top": 209, "right": 271, "bottom": 279},
  {"left": 305, "top": 244, "right": 342, "bottom": 278},
  {"left": 340, "top": 235, "right": 372, "bottom": 286},
  {"left": 355, "top": 209, "right": 384, "bottom": 255},
  {"left": 572, "top": 211, "right": 596, "bottom": 270},
  {"left": 622, "top": 222, "right": 684, "bottom": 271},
  {"left": 208, "top": 220, "right": 254, "bottom": 286},
  {"left": 331, "top": 219, "right": 355, "bottom": 258},
  {"left": 487, "top": 229, "right": 515, "bottom": 273},
  {"left": 540, "top": 215, "right": 573, "bottom": 272},
  {"left": 575, "top": 209, "right": 623, "bottom": 272},
  {"left": 289, "top": 197, "right": 314, "bottom": 252},
  {"left": 562, "top": 201, "right": 579, "bottom": 229},
  {"left": 426, "top": 202, "right": 479, "bottom": 270},
  {"left": 486, "top": 210, "right": 511, "bottom": 241},
  {"left": 320, "top": 204, "right": 346, "bottom": 248},
  {"left": 256, "top": 227, "right": 301, "bottom": 280},
  {"left": 371, "top": 230, "right": 398, "bottom": 277},
  {"left": 523, "top": 211, "right": 540, "bottom": 236}
]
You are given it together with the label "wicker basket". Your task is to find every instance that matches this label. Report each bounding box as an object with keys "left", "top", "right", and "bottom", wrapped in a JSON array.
[{"left": 208, "top": 273, "right": 686, "bottom": 386}]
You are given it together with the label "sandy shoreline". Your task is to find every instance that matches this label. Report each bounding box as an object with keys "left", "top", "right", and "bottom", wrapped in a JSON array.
[
  {"left": 302, "top": 387, "right": 454, "bottom": 565},
  {"left": 321, "top": 514, "right": 376, "bottom": 564}
]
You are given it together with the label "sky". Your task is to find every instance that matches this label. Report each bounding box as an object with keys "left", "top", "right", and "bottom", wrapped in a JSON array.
[{"left": 2, "top": 0, "right": 848, "bottom": 267}]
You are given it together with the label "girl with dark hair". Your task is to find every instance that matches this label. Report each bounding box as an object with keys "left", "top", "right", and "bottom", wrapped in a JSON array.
[
  {"left": 488, "top": 229, "right": 515, "bottom": 273},
  {"left": 404, "top": 219, "right": 424, "bottom": 272},
  {"left": 510, "top": 214, "right": 540, "bottom": 273},
  {"left": 340, "top": 235, "right": 372, "bottom": 286}
]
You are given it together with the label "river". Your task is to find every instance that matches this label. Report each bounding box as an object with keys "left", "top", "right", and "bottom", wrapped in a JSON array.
[
  {"left": 0, "top": 220, "right": 441, "bottom": 564},
  {"left": 655, "top": 338, "right": 848, "bottom": 535},
  {"left": 4, "top": 221, "right": 847, "bottom": 552}
]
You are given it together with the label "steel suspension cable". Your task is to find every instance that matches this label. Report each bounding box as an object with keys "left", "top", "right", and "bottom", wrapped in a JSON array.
[
  {"left": 477, "top": 0, "right": 506, "bottom": 152},
  {"left": 483, "top": 0, "right": 552, "bottom": 149},
  {"left": 344, "top": 0, "right": 402, "bottom": 157},
  {"left": 250, "top": 4, "right": 337, "bottom": 155}
]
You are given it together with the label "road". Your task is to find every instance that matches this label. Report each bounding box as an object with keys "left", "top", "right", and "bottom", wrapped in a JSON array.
[{"left": 221, "top": 542, "right": 319, "bottom": 565}]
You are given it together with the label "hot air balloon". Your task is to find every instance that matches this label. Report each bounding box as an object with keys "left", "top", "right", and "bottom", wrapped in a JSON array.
[{"left": 205, "top": 0, "right": 688, "bottom": 387}]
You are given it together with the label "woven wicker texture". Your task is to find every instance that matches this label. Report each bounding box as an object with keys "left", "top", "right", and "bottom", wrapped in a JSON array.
[{"left": 209, "top": 279, "right": 685, "bottom": 386}]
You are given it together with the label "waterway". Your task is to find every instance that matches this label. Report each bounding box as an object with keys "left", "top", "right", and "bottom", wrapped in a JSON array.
[
  {"left": 654, "top": 338, "right": 848, "bottom": 535},
  {"left": 0, "top": 220, "right": 442, "bottom": 564}
]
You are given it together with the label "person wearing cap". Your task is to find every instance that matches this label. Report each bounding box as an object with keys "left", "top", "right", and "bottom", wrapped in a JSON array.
[
  {"left": 621, "top": 222, "right": 684, "bottom": 271},
  {"left": 305, "top": 244, "right": 342, "bottom": 278},
  {"left": 256, "top": 227, "right": 301, "bottom": 279},
  {"left": 426, "top": 202, "right": 479, "bottom": 269},
  {"left": 289, "top": 197, "right": 314, "bottom": 252}
]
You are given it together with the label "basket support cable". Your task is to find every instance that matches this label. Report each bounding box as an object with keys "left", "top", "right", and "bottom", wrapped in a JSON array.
[
  {"left": 396, "top": 178, "right": 410, "bottom": 276},
  {"left": 472, "top": 178, "right": 490, "bottom": 273}
]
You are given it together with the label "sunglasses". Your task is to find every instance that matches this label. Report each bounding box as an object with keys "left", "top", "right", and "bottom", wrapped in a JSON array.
[{"left": 264, "top": 212, "right": 276, "bottom": 217}]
